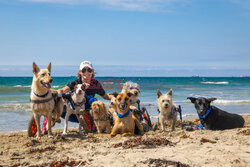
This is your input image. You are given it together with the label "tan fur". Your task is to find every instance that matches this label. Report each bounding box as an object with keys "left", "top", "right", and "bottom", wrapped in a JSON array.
[
  {"left": 108, "top": 96, "right": 116, "bottom": 122},
  {"left": 91, "top": 101, "right": 111, "bottom": 134},
  {"left": 30, "top": 62, "right": 64, "bottom": 138},
  {"left": 109, "top": 92, "right": 143, "bottom": 137}
]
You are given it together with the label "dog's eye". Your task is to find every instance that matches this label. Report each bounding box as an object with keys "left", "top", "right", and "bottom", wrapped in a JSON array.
[
  {"left": 166, "top": 100, "right": 170, "bottom": 103},
  {"left": 118, "top": 98, "right": 121, "bottom": 102},
  {"left": 42, "top": 73, "right": 45, "bottom": 77},
  {"left": 162, "top": 100, "right": 164, "bottom": 103}
]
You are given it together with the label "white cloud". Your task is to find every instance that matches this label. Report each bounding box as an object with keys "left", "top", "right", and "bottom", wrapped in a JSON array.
[{"left": 18, "top": 0, "right": 188, "bottom": 12}]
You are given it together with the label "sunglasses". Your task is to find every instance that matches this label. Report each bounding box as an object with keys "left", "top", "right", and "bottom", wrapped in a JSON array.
[{"left": 82, "top": 68, "right": 93, "bottom": 73}]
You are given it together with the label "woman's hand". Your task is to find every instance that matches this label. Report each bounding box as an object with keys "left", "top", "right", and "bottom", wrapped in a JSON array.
[{"left": 102, "top": 93, "right": 113, "bottom": 100}]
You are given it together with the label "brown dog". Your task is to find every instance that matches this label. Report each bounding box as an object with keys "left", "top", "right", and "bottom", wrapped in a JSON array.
[
  {"left": 109, "top": 92, "right": 143, "bottom": 137},
  {"left": 91, "top": 101, "right": 112, "bottom": 134}
]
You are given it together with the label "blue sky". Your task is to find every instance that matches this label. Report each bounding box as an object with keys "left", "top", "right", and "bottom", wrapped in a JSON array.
[{"left": 0, "top": 0, "right": 250, "bottom": 76}]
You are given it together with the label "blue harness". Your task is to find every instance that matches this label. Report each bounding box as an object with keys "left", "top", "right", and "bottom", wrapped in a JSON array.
[
  {"left": 33, "top": 91, "right": 49, "bottom": 98},
  {"left": 116, "top": 109, "right": 132, "bottom": 118},
  {"left": 199, "top": 106, "right": 212, "bottom": 119}
]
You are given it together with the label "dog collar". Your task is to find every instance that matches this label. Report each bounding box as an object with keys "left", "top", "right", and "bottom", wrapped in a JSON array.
[
  {"left": 33, "top": 91, "right": 49, "bottom": 98},
  {"left": 199, "top": 106, "right": 212, "bottom": 119},
  {"left": 116, "top": 109, "right": 131, "bottom": 118}
]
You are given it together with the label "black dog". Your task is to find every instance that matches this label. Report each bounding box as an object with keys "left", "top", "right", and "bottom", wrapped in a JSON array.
[{"left": 187, "top": 97, "right": 245, "bottom": 130}]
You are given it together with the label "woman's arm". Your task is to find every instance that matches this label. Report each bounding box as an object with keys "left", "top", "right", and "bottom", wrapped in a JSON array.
[{"left": 57, "top": 86, "right": 71, "bottom": 94}]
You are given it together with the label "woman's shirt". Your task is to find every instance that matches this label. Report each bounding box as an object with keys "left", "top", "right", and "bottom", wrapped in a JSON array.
[{"left": 67, "top": 78, "right": 106, "bottom": 97}]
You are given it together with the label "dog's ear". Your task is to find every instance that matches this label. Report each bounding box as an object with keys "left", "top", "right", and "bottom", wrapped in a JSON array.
[
  {"left": 122, "top": 82, "right": 127, "bottom": 90},
  {"left": 111, "top": 92, "right": 119, "bottom": 98},
  {"left": 101, "top": 102, "right": 107, "bottom": 112},
  {"left": 32, "top": 62, "right": 40, "bottom": 75},
  {"left": 167, "top": 89, "right": 173, "bottom": 96},
  {"left": 207, "top": 98, "right": 217, "bottom": 103},
  {"left": 46, "top": 62, "right": 52, "bottom": 73},
  {"left": 157, "top": 89, "right": 162, "bottom": 98},
  {"left": 127, "top": 92, "right": 132, "bottom": 98},
  {"left": 74, "top": 85, "right": 78, "bottom": 92},
  {"left": 187, "top": 97, "right": 196, "bottom": 103}
]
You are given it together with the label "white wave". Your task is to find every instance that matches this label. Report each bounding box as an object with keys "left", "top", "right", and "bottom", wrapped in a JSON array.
[
  {"left": 0, "top": 103, "right": 32, "bottom": 112},
  {"left": 201, "top": 81, "right": 229, "bottom": 85},
  {"left": 13, "top": 85, "right": 31, "bottom": 88},
  {"left": 176, "top": 99, "right": 250, "bottom": 105},
  {"left": 213, "top": 100, "right": 250, "bottom": 105},
  {"left": 13, "top": 85, "right": 60, "bottom": 88}
]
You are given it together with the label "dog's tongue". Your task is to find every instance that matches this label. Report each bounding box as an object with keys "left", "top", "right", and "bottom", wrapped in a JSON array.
[{"left": 44, "top": 83, "right": 51, "bottom": 89}]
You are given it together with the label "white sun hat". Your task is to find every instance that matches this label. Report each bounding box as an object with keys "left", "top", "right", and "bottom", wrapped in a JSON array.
[{"left": 79, "top": 61, "right": 93, "bottom": 70}]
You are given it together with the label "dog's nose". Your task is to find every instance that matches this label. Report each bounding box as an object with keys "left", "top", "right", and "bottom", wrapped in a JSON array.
[
  {"left": 49, "top": 78, "right": 53, "bottom": 83},
  {"left": 164, "top": 104, "right": 168, "bottom": 108},
  {"left": 111, "top": 102, "right": 114, "bottom": 105},
  {"left": 120, "top": 103, "right": 126, "bottom": 109}
]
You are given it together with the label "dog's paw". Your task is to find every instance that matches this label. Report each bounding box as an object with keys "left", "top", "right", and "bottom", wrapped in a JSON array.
[
  {"left": 108, "top": 134, "right": 115, "bottom": 138},
  {"left": 48, "top": 134, "right": 54, "bottom": 138}
]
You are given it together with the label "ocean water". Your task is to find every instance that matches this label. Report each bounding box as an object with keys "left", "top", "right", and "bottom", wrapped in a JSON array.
[{"left": 0, "top": 77, "right": 250, "bottom": 132}]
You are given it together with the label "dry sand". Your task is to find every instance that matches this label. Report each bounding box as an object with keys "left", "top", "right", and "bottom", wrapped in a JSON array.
[{"left": 0, "top": 115, "right": 250, "bottom": 167}]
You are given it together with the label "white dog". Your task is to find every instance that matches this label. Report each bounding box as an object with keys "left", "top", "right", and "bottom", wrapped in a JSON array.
[
  {"left": 121, "top": 81, "right": 140, "bottom": 110},
  {"left": 157, "top": 89, "right": 177, "bottom": 131},
  {"left": 63, "top": 84, "right": 86, "bottom": 134}
]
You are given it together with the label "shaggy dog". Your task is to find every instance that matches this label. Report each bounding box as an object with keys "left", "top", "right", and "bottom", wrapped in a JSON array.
[
  {"left": 157, "top": 89, "right": 178, "bottom": 131},
  {"left": 121, "top": 81, "right": 140, "bottom": 110},
  {"left": 91, "top": 101, "right": 112, "bottom": 134},
  {"left": 187, "top": 97, "right": 245, "bottom": 130},
  {"left": 30, "top": 62, "right": 64, "bottom": 138}
]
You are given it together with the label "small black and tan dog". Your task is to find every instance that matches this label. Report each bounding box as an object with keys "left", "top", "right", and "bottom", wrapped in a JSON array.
[{"left": 187, "top": 97, "right": 245, "bottom": 130}]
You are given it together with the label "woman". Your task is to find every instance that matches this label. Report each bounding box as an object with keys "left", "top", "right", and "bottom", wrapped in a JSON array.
[{"left": 58, "top": 61, "right": 113, "bottom": 122}]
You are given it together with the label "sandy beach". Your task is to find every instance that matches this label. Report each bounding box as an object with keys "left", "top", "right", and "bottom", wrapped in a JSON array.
[{"left": 0, "top": 115, "right": 250, "bottom": 167}]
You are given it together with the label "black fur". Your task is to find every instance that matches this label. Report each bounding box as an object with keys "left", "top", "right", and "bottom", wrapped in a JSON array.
[{"left": 187, "top": 97, "right": 245, "bottom": 130}]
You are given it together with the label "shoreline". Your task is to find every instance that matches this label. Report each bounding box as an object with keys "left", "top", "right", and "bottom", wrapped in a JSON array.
[{"left": 0, "top": 115, "right": 250, "bottom": 166}]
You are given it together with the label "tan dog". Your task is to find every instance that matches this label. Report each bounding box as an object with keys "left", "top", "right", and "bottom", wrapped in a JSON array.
[
  {"left": 109, "top": 92, "right": 143, "bottom": 137},
  {"left": 91, "top": 101, "right": 111, "bottom": 134},
  {"left": 30, "top": 62, "right": 64, "bottom": 138}
]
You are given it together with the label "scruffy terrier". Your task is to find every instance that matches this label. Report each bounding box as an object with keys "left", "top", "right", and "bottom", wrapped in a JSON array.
[
  {"left": 121, "top": 81, "right": 140, "bottom": 111},
  {"left": 157, "top": 89, "right": 177, "bottom": 131}
]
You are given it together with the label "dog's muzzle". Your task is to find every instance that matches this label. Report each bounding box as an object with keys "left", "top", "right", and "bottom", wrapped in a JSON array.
[
  {"left": 119, "top": 103, "right": 127, "bottom": 110},
  {"left": 164, "top": 104, "right": 169, "bottom": 108}
]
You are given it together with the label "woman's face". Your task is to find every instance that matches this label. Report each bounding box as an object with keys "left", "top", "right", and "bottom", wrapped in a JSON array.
[{"left": 81, "top": 67, "right": 94, "bottom": 78}]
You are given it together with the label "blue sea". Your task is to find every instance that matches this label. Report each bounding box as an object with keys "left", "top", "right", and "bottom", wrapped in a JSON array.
[{"left": 0, "top": 77, "right": 250, "bottom": 132}]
